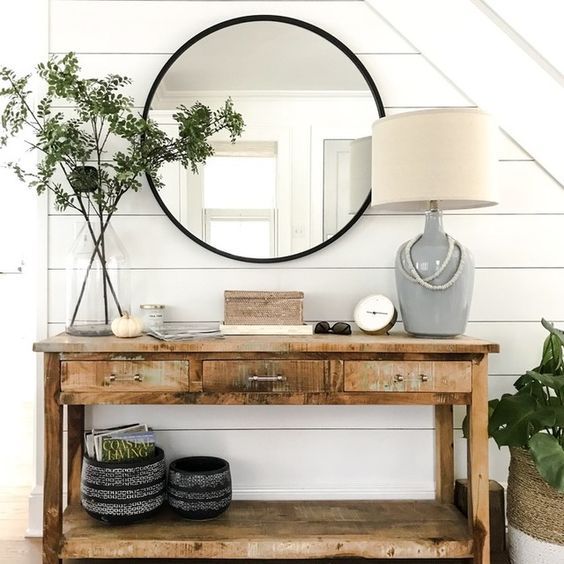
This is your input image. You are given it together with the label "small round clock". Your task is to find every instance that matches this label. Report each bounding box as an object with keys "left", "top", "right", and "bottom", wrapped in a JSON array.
[{"left": 353, "top": 294, "right": 397, "bottom": 335}]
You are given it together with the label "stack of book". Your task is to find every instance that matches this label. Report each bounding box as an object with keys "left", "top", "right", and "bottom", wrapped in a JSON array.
[{"left": 84, "top": 423, "right": 156, "bottom": 463}]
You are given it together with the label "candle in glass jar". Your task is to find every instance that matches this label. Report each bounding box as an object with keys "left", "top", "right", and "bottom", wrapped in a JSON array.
[{"left": 140, "top": 304, "right": 165, "bottom": 331}]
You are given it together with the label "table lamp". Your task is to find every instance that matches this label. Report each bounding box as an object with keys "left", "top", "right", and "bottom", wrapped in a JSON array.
[{"left": 370, "top": 108, "right": 498, "bottom": 338}]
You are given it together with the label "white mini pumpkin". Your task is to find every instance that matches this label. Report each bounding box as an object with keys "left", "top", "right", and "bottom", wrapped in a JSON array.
[{"left": 111, "top": 312, "right": 144, "bottom": 338}]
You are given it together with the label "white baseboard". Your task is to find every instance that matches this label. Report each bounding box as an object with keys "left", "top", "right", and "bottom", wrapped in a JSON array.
[
  {"left": 26, "top": 485, "right": 45, "bottom": 538},
  {"left": 26, "top": 481, "right": 436, "bottom": 537},
  {"left": 231, "top": 483, "right": 435, "bottom": 500}
]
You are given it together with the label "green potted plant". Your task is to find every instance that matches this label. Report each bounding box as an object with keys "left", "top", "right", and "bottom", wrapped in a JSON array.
[
  {"left": 480, "top": 319, "right": 564, "bottom": 562},
  {"left": 0, "top": 53, "right": 243, "bottom": 335}
]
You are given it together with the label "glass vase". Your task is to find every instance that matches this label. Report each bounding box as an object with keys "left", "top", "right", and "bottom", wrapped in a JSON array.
[{"left": 65, "top": 221, "right": 130, "bottom": 336}]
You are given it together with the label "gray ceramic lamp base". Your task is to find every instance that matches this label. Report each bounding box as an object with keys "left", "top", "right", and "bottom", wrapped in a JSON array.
[{"left": 395, "top": 210, "right": 474, "bottom": 338}]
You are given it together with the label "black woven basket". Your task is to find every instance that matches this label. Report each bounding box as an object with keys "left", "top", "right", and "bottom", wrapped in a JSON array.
[
  {"left": 80, "top": 447, "right": 166, "bottom": 524},
  {"left": 168, "top": 456, "right": 232, "bottom": 520}
]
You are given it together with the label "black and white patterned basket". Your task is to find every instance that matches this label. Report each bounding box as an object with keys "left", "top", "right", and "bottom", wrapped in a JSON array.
[
  {"left": 81, "top": 447, "right": 166, "bottom": 524},
  {"left": 168, "top": 456, "right": 232, "bottom": 520}
]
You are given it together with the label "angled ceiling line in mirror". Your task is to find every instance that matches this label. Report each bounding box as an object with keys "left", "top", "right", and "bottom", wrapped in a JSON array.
[{"left": 143, "top": 15, "right": 385, "bottom": 263}]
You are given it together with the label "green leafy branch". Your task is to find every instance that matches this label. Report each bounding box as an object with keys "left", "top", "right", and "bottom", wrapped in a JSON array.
[{"left": 0, "top": 53, "right": 244, "bottom": 324}]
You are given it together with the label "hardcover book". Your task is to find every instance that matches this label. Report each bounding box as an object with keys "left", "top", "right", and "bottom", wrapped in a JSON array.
[{"left": 219, "top": 323, "right": 313, "bottom": 335}]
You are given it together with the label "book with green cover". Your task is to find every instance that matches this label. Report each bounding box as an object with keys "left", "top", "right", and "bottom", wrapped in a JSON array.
[
  {"left": 100, "top": 431, "right": 156, "bottom": 462},
  {"left": 85, "top": 423, "right": 146, "bottom": 460}
]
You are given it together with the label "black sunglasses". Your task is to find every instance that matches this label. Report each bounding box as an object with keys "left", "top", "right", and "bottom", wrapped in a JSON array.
[{"left": 314, "top": 321, "right": 352, "bottom": 335}]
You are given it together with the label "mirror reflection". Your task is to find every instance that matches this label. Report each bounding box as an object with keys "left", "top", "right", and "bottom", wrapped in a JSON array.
[{"left": 146, "top": 19, "right": 383, "bottom": 260}]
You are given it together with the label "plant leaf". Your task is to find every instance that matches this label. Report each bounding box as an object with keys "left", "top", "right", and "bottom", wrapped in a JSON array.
[
  {"left": 542, "top": 318, "right": 564, "bottom": 352},
  {"left": 462, "top": 399, "right": 498, "bottom": 439},
  {"left": 528, "top": 433, "right": 564, "bottom": 492},
  {"left": 488, "top": 393, "right": 539, "bottom": 447},
  {"left": 513, "top": 375, "right": 548, "bottom": 403},
  {"left": 529, "top": 407, "right": 556, "bottom": 426},
  {"left": 539, "top": 332, "right": 564, "bottom": 374},
  {"left": 551, "top": 405, "right": 564, "bottom": 425},
  {"left": 526, "top": 371, "right": 564, "bottom": 393}
]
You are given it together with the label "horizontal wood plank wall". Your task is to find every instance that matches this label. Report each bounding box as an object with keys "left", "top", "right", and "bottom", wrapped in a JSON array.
[{"left": 46, "top": 0, "right": 564, "bottom": 498}]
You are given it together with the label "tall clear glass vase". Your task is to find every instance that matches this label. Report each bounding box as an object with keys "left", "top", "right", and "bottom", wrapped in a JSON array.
[{"left": 65, "top": 221, "right": 130, "bottom": 336}]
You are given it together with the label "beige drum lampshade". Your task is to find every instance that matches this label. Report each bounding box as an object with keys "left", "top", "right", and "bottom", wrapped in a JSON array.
[{"left": 371, "top": 108, "right": 499, "bottom": 211}]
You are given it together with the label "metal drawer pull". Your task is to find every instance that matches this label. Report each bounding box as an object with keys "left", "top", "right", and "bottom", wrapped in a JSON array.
[
  {"left": 248, "top": 375, "right": 286, "bottom": 382},
  {"left": 108, "top": 373, "right": 143, "bottom": 383},
  {"left": 394, "top": 374, "right": 404, "bottom": 382},
  {"left": 420, "top": 374, "right": 429, "bottom": 382}
]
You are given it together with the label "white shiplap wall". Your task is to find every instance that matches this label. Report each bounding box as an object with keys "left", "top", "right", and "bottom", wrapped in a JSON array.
[{"left": 44, "top": 0, "right": 564, "bottom": 503}]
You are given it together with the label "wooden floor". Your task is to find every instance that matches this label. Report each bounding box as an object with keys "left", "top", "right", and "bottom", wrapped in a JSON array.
[
  {"left": 1, "top": 488, "right": 509, "bottom": 564},
  {"left": 0, "top": 487, "right": 42, "bottom": 564}
]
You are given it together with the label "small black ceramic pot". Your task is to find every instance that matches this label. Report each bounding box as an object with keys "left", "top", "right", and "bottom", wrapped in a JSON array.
[
  {"left": 80, "top": 447, "right": 166, "bottom": 524},
  {"left": 167, "top": 456, "right": 232, "bottom": 520}
]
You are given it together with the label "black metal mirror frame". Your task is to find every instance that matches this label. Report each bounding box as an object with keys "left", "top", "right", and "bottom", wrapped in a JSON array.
[{"left": 143, "top": 14, "right": 386, "bottom": 263}]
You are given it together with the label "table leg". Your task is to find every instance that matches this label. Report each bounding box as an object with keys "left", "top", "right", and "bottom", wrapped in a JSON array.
[
  {"left": 43, "top": 353, "right": 63, "bottom": 564},
  {"left": 67, "top": 405, "right": 85, "bottom": 506},
  {"left": 467, "top": 356, "right": 490, "bottom": 564},
  {"left": 435, "top": 404, "right": 454, "bottom": 503}
]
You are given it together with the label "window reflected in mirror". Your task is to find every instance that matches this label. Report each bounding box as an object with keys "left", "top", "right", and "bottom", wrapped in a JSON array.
[{"left": 202, "top": 145, "right": 277, "bottom": 257}]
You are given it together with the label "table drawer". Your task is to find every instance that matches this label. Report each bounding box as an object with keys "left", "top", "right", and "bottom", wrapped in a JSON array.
[
  {"left": 344, "top": 361, "right": 471, "bottom": 393},
  {"left": 61, "top": 360, "right": 190, "bottom": 391},
  {"left": 202, "top": 360, "right": 327, "bottom": 393}
]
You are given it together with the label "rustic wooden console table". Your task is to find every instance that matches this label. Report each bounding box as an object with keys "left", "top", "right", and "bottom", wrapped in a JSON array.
[{"left": 34, "top": 333, "right": 498, "bottom": 564}]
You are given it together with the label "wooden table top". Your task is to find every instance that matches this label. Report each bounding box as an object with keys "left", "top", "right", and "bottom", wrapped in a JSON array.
[{"left": 34, "top": 331, "right": 499, "bottom": 354}]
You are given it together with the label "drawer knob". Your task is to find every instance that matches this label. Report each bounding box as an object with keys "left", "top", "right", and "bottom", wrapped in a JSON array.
[
  {"left": 107, "top": 373, "right": 144, "bottom": 384},
  {"left": 394, "top": 374, "right": 404, "bottom": 383},
  {"left": 248, "top": 375, "right": 286, "bottom": 382},
  {"left": 420, "top": 374, "right": 429, "bottom": 382}
]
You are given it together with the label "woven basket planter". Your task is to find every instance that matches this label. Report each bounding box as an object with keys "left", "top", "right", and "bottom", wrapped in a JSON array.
[
  {"left": 507, "top": 447, "right": 564, "bottom": 563},
  {"left": 81, "top": 447, "right": 167, "bottom": 524}
]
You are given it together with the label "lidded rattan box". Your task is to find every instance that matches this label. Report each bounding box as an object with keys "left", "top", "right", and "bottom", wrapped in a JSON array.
[{"left": 224, "top": 291, "right": 304, "bottom": 326}]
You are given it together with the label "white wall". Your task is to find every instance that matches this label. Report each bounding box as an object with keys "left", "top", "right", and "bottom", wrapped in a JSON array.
[
  {"left": 0, "top": 0, "right": 47, "bottom": 519},
  {"left": 32, "top": 0, "right": 564, "bottom": 531}
]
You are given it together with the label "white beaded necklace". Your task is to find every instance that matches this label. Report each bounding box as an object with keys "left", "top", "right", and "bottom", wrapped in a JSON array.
[{"left": 399, "top": 234, "right": 466, "bottom": 291}]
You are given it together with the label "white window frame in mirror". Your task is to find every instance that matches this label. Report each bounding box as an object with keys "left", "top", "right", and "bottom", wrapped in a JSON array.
[
  {"left": 310, "top": 126, "right": 373, "bottom": 243},
  {"left": 187, "top": 128, "right": 291, "bottom": 256},
  {"left": 204, "top": 209, "right": 277, "bottom": 258}
]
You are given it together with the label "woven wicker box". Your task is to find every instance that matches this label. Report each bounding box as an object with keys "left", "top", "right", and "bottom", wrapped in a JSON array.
[{"left": 224, "top": 290, "right": 304, "bottom": 326}]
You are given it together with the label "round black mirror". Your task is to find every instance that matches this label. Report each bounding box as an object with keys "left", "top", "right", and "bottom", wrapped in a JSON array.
[{"left": 143, "top": 15, "right": 385, "bottom": 263}]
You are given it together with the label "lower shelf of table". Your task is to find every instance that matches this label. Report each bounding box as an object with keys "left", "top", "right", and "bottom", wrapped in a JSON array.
[{"left": 61, "top": 500, "right": 473, "bottom": 560}]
